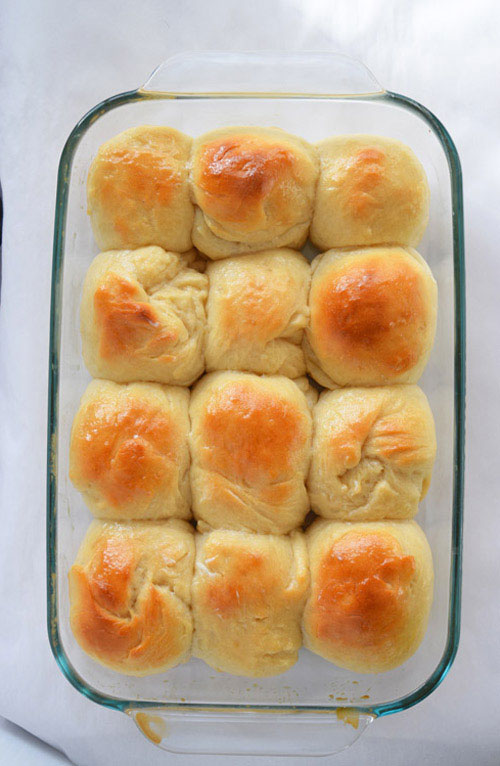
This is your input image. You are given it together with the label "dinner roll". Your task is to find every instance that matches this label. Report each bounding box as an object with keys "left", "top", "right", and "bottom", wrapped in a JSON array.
[
  {"left": 310, "top": 135, "right": 429, "bottom": 250},
  {"left": 189, "top": 371, "right": 314, "bottom": 533},
  {"left": 69, "top": 519, "right": 194, "bottom": 675},
  {"left": 305, "top": 246, "right": 437, "bottom": 388},
  {"left": 302, "top": 519, "right": 433, "bottom": 673},
  {"left": 80, "top": 247, "right": 208, "bottom": 386},
  {"left": 192, "top": 528, "right": 309, "bottom": 676},
  {"left": 87, "top": 126, "right": 194, "bottom": 252},
  {"left": 190, "top": 126, "right": 319, "bottom": 258},
  {"left": 205, "top": 249, "right": 310, "bottom": 377},
  {"left": 309, "top": 386, "right": 436, "bottom": 521},
  {"left": 69, "top": 380, "right": 190, "bottom": 520}
]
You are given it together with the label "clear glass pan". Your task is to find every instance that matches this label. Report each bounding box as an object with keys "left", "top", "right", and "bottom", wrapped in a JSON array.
[{"left": 47, "top": 52, "right": 465, "bottom": 757}]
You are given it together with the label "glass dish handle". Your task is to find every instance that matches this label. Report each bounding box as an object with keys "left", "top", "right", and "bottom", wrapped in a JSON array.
[
  {"left": 127, "top": 708, "right": 375, "bottom": 756},
  {"left": 141, "top": 51, "right": 384, "bottom": 96}
]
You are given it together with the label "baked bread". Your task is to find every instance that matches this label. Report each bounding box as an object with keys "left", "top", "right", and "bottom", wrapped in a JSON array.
[
  {"left": 310, "top": 134, "right": 429, "bottom": 249},
  {"left": 190, "top": 126, "right": 319, "bottom": 258},
  {"left": 80, "top": 247, "right": 208, "bottom": 386},
  {"left": 87, "top": 126, "right": 194, "bottom": 252},
  {"left": 205, "top": 248, "right": 310, "bottom": 377},
  {"left": 69, "top": 379, "right": 190, "bottom": 520},
  {"left": 69, "top": 519, "right": 194, "bottom": 675},
  {"left": 192, "top": 528, "right": 309, "bottom": 676},
  {"left": 189, "top": 371, "right": 314, "bottom": 533},
  {"left": 305, "top": 246, "right": 437, "bottom": 388},
  {"left": 308, "top": 386, "right": 436, "bottom": 521},
  {"left": 302, "top": 519, "right": 433, "bottom": 673}
]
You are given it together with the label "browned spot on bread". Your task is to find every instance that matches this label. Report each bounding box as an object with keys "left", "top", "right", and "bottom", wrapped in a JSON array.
[
  {"left": 202, "top": 382, "right": 306, "bottom": 485},
  {"left": 344, "top": 148, "right": 385, "bottom": 218},
  {"left": 315, "top": 254, "right": 425, "bottom": 375},
  {"left": 94, "top": 275, "right": 177, "bottom": 359},
  {"left": 88, "top": 536, "right": 135, "bottom": 616},
  {"left": 313, "top": 532, "right": 415, "bottom": 648},
  {"left": 197, "top": 135, "right": 298, "bottom": 227},
  {"left": 70, "top": 565, "right": 182, "bottom": 666},
  {"left": 202, "top": 545, "right": 274, "bottom": 617},
  {"left": 219, "top": 272, "right": 292, "bottom": 342},
  {"left": 95, "top": 147, "right": 180, "bottom": 238},
  {"left": 71, "top": 399, "right": 176, "bottom": 508}
]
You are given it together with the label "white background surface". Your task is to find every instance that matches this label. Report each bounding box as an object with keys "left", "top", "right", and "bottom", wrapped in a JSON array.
[{"left": 1, "top": 0, "right": 499, "bottom": 763}]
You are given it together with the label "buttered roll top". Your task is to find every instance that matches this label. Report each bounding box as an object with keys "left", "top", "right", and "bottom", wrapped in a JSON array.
[
  {"left": 87, "top": 126, "right": 194, "bottom": 253},
  {"left": 302, "top": 519, "right": 434, "bottom": 673},
  {"left": 190, "top": 126, "right": 319, "bottom": 258},
  {"left": 69, "top": 380, "right": 191, "bottom": 520},
  {"left": 310, "top": 134, "right": 430, "bottom": 250},
  {"left": 189, "top": 372, "right": 315, "bottom": 534},
  {"left": 192, "top": 528, "right": 309, "bottom": 676},
  {"left": 305, "top": 246, "right": 437, "bottom": 388},
  {"left": 69, "top": 519, "right": 195, "bottom": 675},
  {"left": 205, "top": 248, "right": 310, "bottom": 377},
  {"left": 308, "top": 385, "right": 437, "bottom": 521},
  {"left": 80, "top": 247, "right": 208, "bottom": 386}
]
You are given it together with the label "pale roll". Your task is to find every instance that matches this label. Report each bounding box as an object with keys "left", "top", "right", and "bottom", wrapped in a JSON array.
[
  {"left": 192, "top": 528, "right": 309, "bottom": 676},
  {"left": 205, "top": 248, "right": 310, "bottom": 377},
  {"left": 87, "top": 126, "right": 194, "bottom": 252},
  {"left": 308, "top": 385, "right": 436, "bottom": 521},
  {"left": 310, "top": 134, "right": 429, "bottom": 250}
]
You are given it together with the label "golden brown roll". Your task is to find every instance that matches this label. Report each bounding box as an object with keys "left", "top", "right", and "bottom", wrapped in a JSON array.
[
  {"left": 310, "top": 135, "right": 429, "bottom": 250},
  {"left": 69, "top": 519, "right": 195, "bottom": 675},
  {"left": 302, "top": 519, "right": 433, "bottom": 673},
  {"left": 192, "top": 528, "right": 309, "bottom": 676},
  {"left": 305, "top": 246, "right": 437, "bottom": 388},
  {"left": 205, "top": 249, "right": 310, "bottom": 377},
  {"left": 189, "top": 371, "right": 314, "bottom": 533},
  {"left": 308, "top": 386, "right": 436, "bottom": 521},
  {"left": 69, "top": 380, "right": 190, "bottom": 520},
  {"left": 190, "top": 126, "right": 319, "bottom": 258},
  {"left": 87, "top": 126, "right": 194, "bottom": 252},
  {"left": 80, "top": 247, "right": 208, "bottom": 386}
]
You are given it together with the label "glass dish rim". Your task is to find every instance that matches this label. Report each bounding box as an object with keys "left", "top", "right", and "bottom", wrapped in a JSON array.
[{"left": 46, "top": 86, "right": 465, "bottom": 720}]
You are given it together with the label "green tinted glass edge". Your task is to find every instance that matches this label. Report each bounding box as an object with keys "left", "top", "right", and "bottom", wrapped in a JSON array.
[{"left": 46, "top": 88, "right": 465, "bottom": 718}]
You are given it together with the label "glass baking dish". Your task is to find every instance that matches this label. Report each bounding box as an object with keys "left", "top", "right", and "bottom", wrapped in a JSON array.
[{"left": 46, "top": 51, "right": 465, "bottom": 757}]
